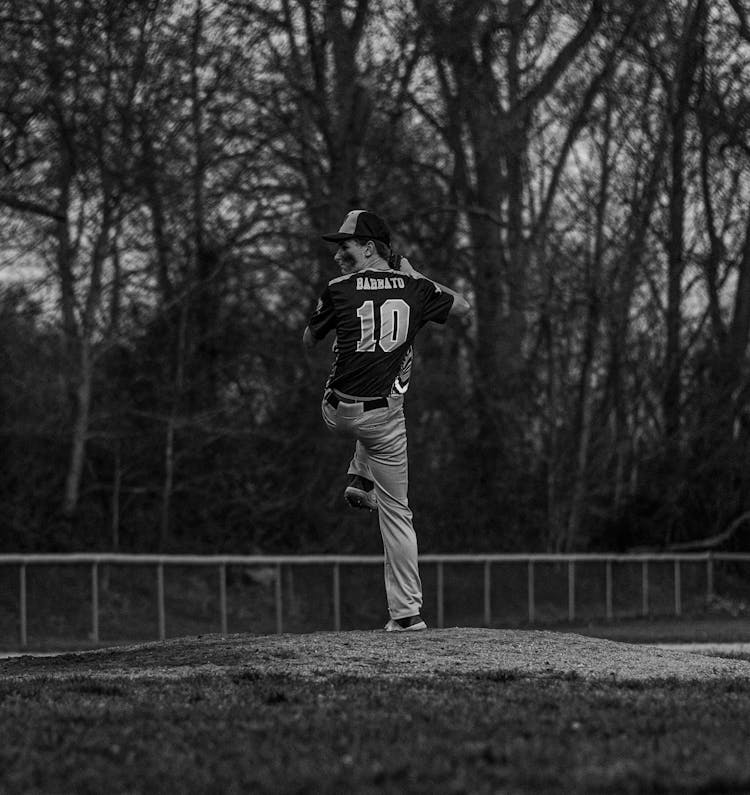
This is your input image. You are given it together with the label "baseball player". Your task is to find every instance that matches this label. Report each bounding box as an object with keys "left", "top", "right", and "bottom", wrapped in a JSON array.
[{"left": 303, "top": 210, "right": 470, "bottom": 631}]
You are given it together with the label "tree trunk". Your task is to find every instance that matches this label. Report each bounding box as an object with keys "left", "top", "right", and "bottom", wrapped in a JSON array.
[
  {"left": 663, "top": 0, "right": 706, "bottom": 444},
  {"left": 161, "top": 301, "right": 188, "bottom": 550},
  {"left": 62, "top": 340, "right": 92, "bottom": 518},
  {"left": 563, "top": 92, "right": 615, "bottom": 551},
  {"left": 111, "top": 440, "right": 122, "bottom": 552}
]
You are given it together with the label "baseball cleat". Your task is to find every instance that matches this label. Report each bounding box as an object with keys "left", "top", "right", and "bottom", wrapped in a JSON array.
[
  {"left": 344, "top": 475, "right": 377, "bottom": 511},
  {"left": 384, "top": 615, "right": 427, "bottom": 632}
]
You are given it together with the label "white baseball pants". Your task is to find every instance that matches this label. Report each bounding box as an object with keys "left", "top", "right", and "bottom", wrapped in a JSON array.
[{"left": 322, "top": 395, "right": 422, "bottom": 620}]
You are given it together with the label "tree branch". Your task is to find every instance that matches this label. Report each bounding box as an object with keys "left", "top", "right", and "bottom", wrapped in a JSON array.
[
  {"left": 0, "top": 192, "right": 65, "bottom": 221},
  {"left": 521, "top": 0, "right": 604, "bottom": 113},
  {"left": 728, "top": 0, "right": 750, "bottom": 41}
]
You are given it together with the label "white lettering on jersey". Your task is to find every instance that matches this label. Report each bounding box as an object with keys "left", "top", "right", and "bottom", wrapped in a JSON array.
[{"left": 356, "top": 276, "right": 406, "bottom": 290}]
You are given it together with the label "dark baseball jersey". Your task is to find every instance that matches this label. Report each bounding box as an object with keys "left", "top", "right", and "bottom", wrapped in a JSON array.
[{"left": 307, "top": 268, "right": 454, "bottom": 398}]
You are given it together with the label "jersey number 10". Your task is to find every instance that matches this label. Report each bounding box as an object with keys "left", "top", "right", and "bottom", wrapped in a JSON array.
[{"left": 356, "top": 299, "right": 410, "bottom": 353}]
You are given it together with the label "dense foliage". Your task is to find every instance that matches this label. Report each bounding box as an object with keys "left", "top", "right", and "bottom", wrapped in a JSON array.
[{"left": 2, "top": 0, "right": 750, "bottom": 553}]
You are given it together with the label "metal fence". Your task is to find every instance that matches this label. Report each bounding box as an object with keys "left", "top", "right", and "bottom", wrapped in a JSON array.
[{"left": 2, "top": 552, "right": 748, "bottom": 648}]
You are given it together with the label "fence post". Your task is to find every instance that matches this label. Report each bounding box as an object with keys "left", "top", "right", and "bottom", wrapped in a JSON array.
[
  {"left": 157, "top": 563, "right": 165, "bottom": 641},
  {"left": 91, "top": 561, "right": 99, "bottom": 644},
  {"left": 275, "top": 563, "right": 283, "bottom": 634},
  {"left": 527, "top": 560, "right": 535, "bottom": 624},
  {"left": 4, "top": 552, "right": 739, "bottom": 644},
  {"left": 436, "top": 561, "right": 444, "bottom": 629},
  {"left": 219, "top": 564, "right": 228, "bottom": 635},
  {"left": 19, "top": 564, "right": 27, "bottom": 649},
  {"left": 568, "top": 560, "right": 576, "bottom": 622},
  {"left": 332, "top": 562, "right": 341, "bottom": 631},
  {"left": 483, "top": 561, "right": 491, "bottom": 627}
]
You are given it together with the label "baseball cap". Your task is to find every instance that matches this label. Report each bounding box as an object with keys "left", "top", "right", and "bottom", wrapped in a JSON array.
[{"left": 321, "top": 210, "right": 390, "bottom": 245}]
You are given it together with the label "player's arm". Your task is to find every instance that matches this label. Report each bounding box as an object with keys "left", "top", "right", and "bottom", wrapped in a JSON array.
[
  {"left": 304, "top": 290, "right": 336, "bottom": 349},
  {"left": 397, "top": 256, "right": 471, "bottom": 319},
  {"left": 445, "top": 290, "right": 471, "bottom": 319}
]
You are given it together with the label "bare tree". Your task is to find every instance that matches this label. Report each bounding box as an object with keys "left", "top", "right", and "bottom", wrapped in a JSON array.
[
  {"left": 0, "top": 0, "right": 155, "bottom": 525},
  {"left": 662, "top": 0, "right": 707, "bottom": 444},
  {"left": 413, "top": 0, "right": 650, "bottom": 541}
]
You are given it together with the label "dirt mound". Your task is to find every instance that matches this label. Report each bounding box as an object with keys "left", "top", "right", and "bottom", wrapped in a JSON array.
[{"left": 3, "top": 628, "right": 750, "bottom": 683}]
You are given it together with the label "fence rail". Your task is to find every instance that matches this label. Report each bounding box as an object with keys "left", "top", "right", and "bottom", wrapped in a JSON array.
[{"left": 3, "top": 552, "right": 750, "bottom": 648}]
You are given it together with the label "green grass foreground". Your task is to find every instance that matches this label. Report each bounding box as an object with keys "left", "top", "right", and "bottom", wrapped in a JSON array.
[{"left": 2, "top": 629, "right": 750, "bottom": 793}]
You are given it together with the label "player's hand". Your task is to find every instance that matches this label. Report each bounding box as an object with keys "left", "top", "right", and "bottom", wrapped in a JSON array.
[{"left": 396, "top": 256, "right": 423, "bottom": 279}]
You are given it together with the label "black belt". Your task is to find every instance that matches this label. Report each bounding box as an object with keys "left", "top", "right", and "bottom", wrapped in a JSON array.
[{"left": 327, "top": 393, "right": 389, "bottom": 412}]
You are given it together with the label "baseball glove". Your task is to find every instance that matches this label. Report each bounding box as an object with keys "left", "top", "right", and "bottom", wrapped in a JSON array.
[{"left": 388, "top": 251, "right": 403, "bottom": 270}]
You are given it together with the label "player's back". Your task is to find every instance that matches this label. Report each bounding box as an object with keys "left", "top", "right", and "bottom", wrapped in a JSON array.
[{"left": 314, "top": 268, "right": 453, "bottom": 397}]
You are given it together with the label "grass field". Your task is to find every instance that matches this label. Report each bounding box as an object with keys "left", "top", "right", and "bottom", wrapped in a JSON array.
[{"left": 2, "top": 628, "right": 750, "bottom": 793}]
